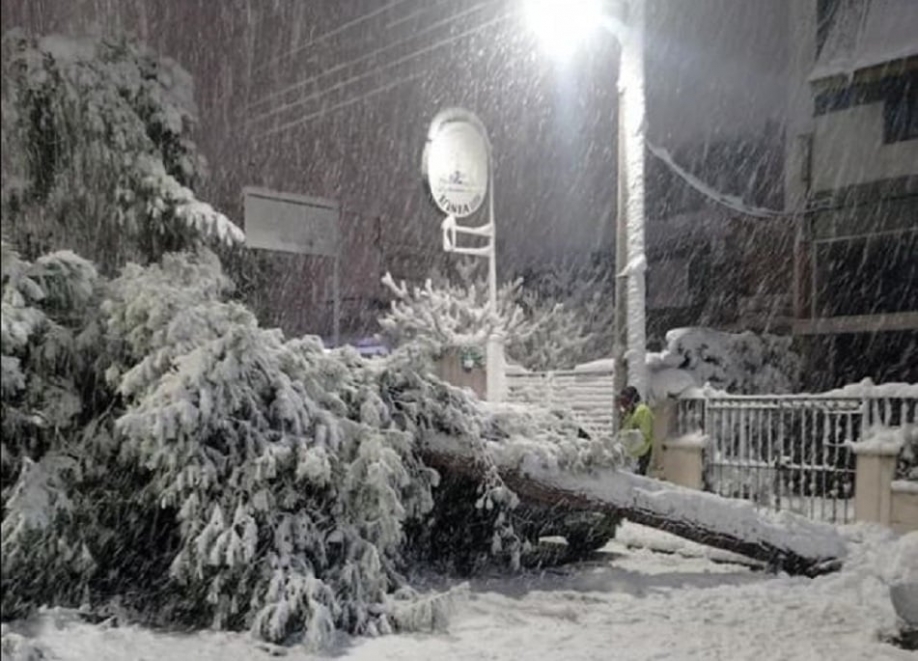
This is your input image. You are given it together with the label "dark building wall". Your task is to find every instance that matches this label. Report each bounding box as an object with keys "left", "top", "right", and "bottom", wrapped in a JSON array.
[{"left": 2, "top": 0, "right": 792, "bottom": 345}]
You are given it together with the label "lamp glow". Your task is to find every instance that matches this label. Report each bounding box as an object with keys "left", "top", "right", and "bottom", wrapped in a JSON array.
[{"left": 524, "top": 0, "right": 603, "bottom": 62}]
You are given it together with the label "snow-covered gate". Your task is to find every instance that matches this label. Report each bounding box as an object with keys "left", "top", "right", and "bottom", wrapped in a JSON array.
[
  {"left": 505, "top": 368, "right": 615, "bottom": 440},
  {"left": 676, "top": 390, "right": 918, "bottom": 524}
]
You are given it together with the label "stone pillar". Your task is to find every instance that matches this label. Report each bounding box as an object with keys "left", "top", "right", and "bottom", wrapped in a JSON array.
[
  {"left": 434, "top": 348, "right": 486, "bottom": 399},
  {"left": 890, "top": 481, "right": 918, "bottom": 534},
  {"left": 650, "top": 400, "right": 676, "bottom": 478},
  {"left": 853, "top": 445, "right": 899, "bottom": 526},
  {"left": 661, "top": 433, "right": 707, "bottom": 490}
]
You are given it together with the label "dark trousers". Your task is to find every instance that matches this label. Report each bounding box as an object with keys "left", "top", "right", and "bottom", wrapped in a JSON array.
[{"left": 637, "top": 452, "right": 651, "bottom": 476}]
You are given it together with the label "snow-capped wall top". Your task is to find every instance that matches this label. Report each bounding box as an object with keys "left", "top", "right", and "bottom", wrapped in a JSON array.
[
  {"left": 850, "top": 425, "right": 912, "bottom": 456},
  {"left": 573, "top": 327, "right": 800, "bottom": 400},
  {"left": 810, "top": 0, "right": 918, "bottom": 81}
]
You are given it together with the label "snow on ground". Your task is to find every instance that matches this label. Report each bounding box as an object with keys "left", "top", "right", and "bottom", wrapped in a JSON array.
[{"left": 4, "top": 524, "right": 914, "bottom": 661}]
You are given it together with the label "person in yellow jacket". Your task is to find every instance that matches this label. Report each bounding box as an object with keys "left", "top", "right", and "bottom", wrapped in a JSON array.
[{"left": 618, "top": 386, "right": 654, "bottom": 475}]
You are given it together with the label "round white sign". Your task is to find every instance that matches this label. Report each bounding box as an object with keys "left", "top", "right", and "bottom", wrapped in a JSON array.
[{"left": 424, "top": 118, "right": 489, "bottom": 218}]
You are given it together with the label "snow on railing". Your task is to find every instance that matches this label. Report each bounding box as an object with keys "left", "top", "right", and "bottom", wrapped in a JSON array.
[
  {"left": 676, "top": 382, "right": 918, "bottom": 524},
  {"left": 506, "top": 367, "right": 916, "bottom": 525}
]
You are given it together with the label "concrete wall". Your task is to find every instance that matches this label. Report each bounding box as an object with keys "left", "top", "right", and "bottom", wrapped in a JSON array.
[
  {"left": 785, "top": 1, "right": 918, "bottom": 204},
  {"left": 812, "top": 102, "right": 918, "bottom": 192},
  {"left": 890, "top": 482, "right": 918, "bottom": 535},
  {"left": 784, "top": 0, "right": 817, "bottom": 211}
]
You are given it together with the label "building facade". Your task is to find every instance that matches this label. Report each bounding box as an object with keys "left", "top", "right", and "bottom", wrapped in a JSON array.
[{"left": 786, "top": 0, "right": 918, "bottom": 387}]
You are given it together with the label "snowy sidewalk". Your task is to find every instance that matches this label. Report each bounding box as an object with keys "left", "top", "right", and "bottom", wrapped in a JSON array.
[{"left": 4, "top": 524, "right": 914, "bottom": 661}]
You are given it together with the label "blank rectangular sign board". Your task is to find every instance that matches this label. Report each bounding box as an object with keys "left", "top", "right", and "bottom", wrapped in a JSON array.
[{"left": 243, "top": 187, "right": 339, "bottom": 257}]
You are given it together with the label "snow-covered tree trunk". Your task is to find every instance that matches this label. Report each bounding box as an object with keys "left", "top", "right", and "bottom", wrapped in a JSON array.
[{"left": 422, "top": 435, "right": 846, "bottom": 577}]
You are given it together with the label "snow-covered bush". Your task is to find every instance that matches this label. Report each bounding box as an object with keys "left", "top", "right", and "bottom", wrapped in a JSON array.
[
  {"left": 0, "top": 242, "right": 113, "bottom": 619},
  {"left": 647, "top": 327, "right": 801, "bottom": 394},
  {"left": 572, "top": 327, "right": 801, "bottom": 402},
  {"left": 0, "top": 31, "right": 242, "bottom": 272},
  {"left": 515, "top": 259, "right": 617, "bottom": 366},
  {"left": 0, "top": 242, "right": 103, "bottom": 490}
]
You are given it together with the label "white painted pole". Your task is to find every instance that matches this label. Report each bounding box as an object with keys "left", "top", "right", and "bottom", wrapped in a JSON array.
[
  {"left": 612, "top": 73, "right": 628, "bottom": 433},
  {"left": 485, "top": 148, "right": 505, "bottom": 403},
  {"left": 621, "top": 0, "right": 648, "bottom": 400},
  {"left": 333, "top": 250, "right": 341, "bottom": 347}
]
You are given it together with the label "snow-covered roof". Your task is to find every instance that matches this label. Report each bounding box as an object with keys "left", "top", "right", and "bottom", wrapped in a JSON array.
[{"left": 810, "top": 0, "right": 918, "bottom": 82}]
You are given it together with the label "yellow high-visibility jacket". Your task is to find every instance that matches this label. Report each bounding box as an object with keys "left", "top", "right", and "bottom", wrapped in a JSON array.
[{"left": 622, "top": 403, "right": 654, "bottom": 458}]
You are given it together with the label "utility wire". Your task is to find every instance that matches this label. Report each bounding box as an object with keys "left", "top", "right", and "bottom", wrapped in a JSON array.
[
  {"left": 253, "top": 10, "right": 513, "bottom": 138},
  {"left": 251, "top": 0, "right": 412, "bottom": 76},
  {"left": 646, "top": 141, "right": 788, "bottom": 219},
  {"left": 248, "top": 0, "right": 496, "bottom": 119}
]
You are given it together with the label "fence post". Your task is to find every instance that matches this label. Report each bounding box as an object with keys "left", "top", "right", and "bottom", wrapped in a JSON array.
[
  {"left": 852, "top": 443, "right": 898, "bottom": 526},
  {"left": 435, "top": 349, "right": 486, "bottom": 399},
  {"left": 650, "top": 399, "right": 676, "bottom": 478},
  {"left": 661, "top": 399, "right": 705, "bottom": 490},
  {"left": 661, "top": 434, "right": 706, "bottom": 490}
]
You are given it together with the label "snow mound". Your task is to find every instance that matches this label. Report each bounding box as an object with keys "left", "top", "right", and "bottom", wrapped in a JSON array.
[
  {"left": 574, "top": 327, "right": 800, "bottom": 400},
  {"left": 850, "top": 426, "right": 908, "bottom": 456}
]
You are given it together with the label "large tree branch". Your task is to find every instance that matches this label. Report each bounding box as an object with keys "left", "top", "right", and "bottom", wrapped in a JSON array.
[{"left": 421, "top": 437, "right": 846, "bottom": 577}]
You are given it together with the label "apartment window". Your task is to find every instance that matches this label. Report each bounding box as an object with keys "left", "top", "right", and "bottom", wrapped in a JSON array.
[
  {"left": 884, "top": 73, "right": 918, "bottom": 143},
  {"left": 814, "top": 72, "right": 918, "bottom": 143},
  {"left": 816, "top": 0, "right": 842, "bottom": 58}
]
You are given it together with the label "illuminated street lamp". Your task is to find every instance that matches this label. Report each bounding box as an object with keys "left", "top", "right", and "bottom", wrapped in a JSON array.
[
  {"left": 523, "top": 0, "right": 604, "bottom": 63},
  {"left": 525, "top": 0, "right": 647, "bottom": 431}
]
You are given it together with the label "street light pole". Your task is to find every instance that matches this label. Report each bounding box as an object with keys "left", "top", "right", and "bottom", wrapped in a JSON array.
[
  {"left": 524, "top": 0, "right": 648, "bottom": 423},
  {"left": 618, "top": 0, "right": 648, "bottom": 406},
  {"left": 611, "top": 0, "right": 648, "bottom": 428},
  {"left": 612, "top": 74, "right": 629, "bottom": 431}
]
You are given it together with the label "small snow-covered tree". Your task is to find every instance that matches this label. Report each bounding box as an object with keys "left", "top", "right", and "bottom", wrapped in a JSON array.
[
  {"left": 378, "top": 260, "right": 594, "bottom": 371},
  {"left": 0, "top": 31, "right": 242, "bottom": 272},
  {"left": 512, "top": 257, "right": 618, "bottom": 365}
]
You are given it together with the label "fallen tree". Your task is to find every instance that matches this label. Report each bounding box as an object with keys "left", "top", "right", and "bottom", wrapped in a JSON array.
[{"left": 422, "top": 434, "right": 847, "bottom": 577}]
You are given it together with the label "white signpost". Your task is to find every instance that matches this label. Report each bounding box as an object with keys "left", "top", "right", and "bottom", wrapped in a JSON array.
[
  {"left": 243, "top": 187, "right": 341, "bottom": 346},
  {"left": 422, "top": 108, "right": 505, "bottom": 402}
]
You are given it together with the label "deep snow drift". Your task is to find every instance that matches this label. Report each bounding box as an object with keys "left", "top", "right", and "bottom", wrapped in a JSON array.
[{"left": 3, "top": 523, "right": 914, "bottom": 661}]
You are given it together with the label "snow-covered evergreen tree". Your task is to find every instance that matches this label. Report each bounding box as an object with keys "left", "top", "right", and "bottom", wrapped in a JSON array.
[
  {"left": 3, "top": 247, "right": 616, "bottom": 645},
  {"left": 0, "top": 241, "right": 108, "bottom": 618},
  {"left": 0, "top": 31, "right": 619, "bottom": 648},
  {"left": 0, "top": 29, "right": 245, "bottom": 619},
  {"left": 0, "top": 31, "right": 242, "bottom": 272}
]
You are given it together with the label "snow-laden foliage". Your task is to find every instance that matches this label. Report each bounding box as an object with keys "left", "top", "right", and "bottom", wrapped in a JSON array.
[
  {"left": 2, "top": 248, "right": 614, "bottom": 647},
  {"left": 0, "top": 242, "right": 102, "bottom": 490},
  {"left": 0, "top": 242, "right": 112, "bottom": 620},
  {"left": 574, "top": 327, "right": 804, "bottom": 398},
  {"left": 516, "top": 258, "right": 617, "bottom": 366},
  {"left": 646, "top": 327, "right": 801, "bottom": 394},
  {"left": 101, "top": 251, "right": 447, "bottom": 644},
  {"left": 378, "top": 260, "right": 594, "bottom": 371},
  {"left": 0, "top": 31, "right": 242, "bottom": 272}
]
